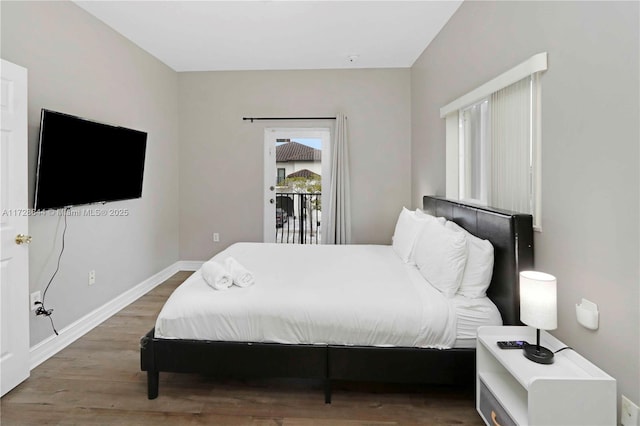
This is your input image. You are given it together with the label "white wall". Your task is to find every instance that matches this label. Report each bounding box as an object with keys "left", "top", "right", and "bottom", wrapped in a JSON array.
[
  {"left": 411, "top": 0, "right": 639, "bottom": 405},
  {"left": 1, "top": 1, "right": 180, "bottom": 346},
  {"left": 178, "top": 69, "right": 411, "bottom": 260}
]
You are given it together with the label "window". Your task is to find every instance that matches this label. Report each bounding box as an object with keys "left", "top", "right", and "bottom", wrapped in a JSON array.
[
  {"left": 442, "top": 53, "right": 546, "bottom": 230},
  {"left": 277, "top": 168, "right": 286, "bottom": 185},
  {"left": 459, "top": 99, "right": 489, "bottom": 205}
]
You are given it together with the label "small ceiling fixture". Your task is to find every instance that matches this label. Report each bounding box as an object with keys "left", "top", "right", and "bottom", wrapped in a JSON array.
[{"left": 347, "top": 55, "right": 359, "bottom": 64}]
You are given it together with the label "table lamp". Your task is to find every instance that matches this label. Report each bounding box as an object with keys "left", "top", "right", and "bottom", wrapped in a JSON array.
[{"left": 519, "top": 271, "right": 557, "bottom": 364}]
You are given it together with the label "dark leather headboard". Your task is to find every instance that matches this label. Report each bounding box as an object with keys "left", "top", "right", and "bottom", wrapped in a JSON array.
[{"left": 422, "top": 196, "right": 534, "bottom": 326}]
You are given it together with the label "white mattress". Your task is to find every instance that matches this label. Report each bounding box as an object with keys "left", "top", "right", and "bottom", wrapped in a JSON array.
[
  {"left": 155, "top": 243, "right": 501, "bottom": 348},
  {"left": 451, "top": 296, "right": 503, "bottom": 348}
]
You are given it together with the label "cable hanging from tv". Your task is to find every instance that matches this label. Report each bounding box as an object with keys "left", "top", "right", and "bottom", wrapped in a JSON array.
[{"left": 35, "top": 207, "right": 70, "bottom": 336}]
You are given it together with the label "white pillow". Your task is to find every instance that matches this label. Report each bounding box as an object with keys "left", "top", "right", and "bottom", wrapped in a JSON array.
[
  {"left": 414, "top": 219, "right": 467, "bottom": 298},
  {"left": 445, "top": 221, "right": 494, "bottom": 298},
  {"left": 415, "top": 208, "right": 446, "bottom": 225},
  {"left": 392, "top": 207, "right": 428, "bottom": 263}
]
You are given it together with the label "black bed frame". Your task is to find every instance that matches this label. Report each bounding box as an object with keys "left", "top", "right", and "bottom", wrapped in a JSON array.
[{"left": 140, "top": 196, "right": 534, "bottom": 402}]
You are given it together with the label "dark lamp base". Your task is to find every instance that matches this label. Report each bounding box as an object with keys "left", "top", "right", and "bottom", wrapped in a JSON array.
[{"left": 523, "top": 344, "right": 554, "bottom": 364}]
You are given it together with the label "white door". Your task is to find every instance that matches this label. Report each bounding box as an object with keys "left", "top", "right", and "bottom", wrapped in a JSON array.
[
  {"left": 263, "top": 129, "right": 277, "bottom": 242},
  {"left": 0, "top": 59, "right": 30, "bottom": 397},
  {"left": 263, "top": 128, "right": 330, "bottom": 243}
]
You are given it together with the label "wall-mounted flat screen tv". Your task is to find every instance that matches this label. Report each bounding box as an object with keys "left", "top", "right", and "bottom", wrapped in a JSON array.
[{"left": 34, "top": 109, "right": 148, "bottom": 211}]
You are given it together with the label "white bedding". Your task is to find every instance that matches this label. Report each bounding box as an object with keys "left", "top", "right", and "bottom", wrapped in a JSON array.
[{"left": 155, "top": 243, "right": 501, "bottom": 348}]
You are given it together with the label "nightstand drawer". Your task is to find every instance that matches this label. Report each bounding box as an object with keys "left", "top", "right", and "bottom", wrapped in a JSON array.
[{"left": 479, "top": 379, "right": 517, "bottom": 426}]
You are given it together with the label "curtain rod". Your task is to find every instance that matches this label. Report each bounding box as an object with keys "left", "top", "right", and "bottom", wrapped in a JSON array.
[{"left": 243, "top": 116, "right": 336, "bottom": 123}]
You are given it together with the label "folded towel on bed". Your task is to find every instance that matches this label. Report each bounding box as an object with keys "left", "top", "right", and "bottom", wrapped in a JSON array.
[
  {"left": 201, "top": 260, "right": 233, "bottom": 290},
  {"left": 224, "top": 256, "right": 255, "bottom": 288}
]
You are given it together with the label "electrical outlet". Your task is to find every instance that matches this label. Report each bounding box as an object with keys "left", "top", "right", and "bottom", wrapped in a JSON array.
[
  {"left": 30, "top": 291, "right": 42, "bottom": 311},
  {"left": 88, "top": 270, "right": 96, "bottom": 286},
  {"left": 622, "top": 395, "right": 640, "bottom": 426},
  {"left": 213, "top": 232, "right": 220, "bottom": 242}
]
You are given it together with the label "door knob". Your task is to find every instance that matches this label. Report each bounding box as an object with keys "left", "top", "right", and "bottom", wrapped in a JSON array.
[
  {"left": 15, "top": 234, "right": 32, "bottom": 245},
  {"left": 269, "top": 199, "right": 275, "bottom": 204},
  {"left": 270, "top": 186, "right": 275, "bottom": 191}
]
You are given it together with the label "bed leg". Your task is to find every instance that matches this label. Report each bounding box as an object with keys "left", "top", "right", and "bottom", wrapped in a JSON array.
[
  {"left": 147, "top": 370, "right": 159, "bottom": 399},
  {"left": 324, "top": 379, "right": 332, "bottom": 404}
]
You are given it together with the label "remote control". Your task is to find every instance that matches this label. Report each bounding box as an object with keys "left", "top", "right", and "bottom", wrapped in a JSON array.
[{"left": 496, "top": 340, "right": 528, "bottom": 349}]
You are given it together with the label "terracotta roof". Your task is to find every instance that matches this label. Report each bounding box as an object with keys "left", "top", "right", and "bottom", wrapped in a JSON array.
[
  {"left": 287, "top": 169, "right": 320, "bottom": 179},
  {"left": 276, "top": 141, "right": 321, "bottom": 162}
]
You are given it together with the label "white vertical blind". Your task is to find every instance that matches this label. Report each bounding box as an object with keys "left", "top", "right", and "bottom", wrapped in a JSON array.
[
  {"left": 440, "top": 52, "right": 547, "bottom": 117},
  {"left": 443, "top": 52, "right": 546, "bottom": 229},
  {"left": 490, "top": 77, "right": 532, "bottom": 213}
]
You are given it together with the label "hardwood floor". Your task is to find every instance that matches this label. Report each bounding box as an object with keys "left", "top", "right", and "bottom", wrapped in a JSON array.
[{"left": 1, "top": 271, "right": 484, "bottom": 425}]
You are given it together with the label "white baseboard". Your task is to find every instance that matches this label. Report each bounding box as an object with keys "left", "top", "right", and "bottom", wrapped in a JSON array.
[
  {"left": 29, "top": 260, "right": 201, "bottom": 370},
  {"left": 178, "top": 260, "right": 204, "bottom": 271}
]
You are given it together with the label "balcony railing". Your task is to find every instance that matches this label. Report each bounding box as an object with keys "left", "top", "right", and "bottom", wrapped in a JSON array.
[{"left": 275, "top": 192, "right": 321, "bottom": 244}]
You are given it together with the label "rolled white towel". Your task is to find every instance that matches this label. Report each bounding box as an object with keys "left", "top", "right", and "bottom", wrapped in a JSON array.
[
  {"left": 201, "top": 260, "right": 232, "bottom": 290},
  {"left": 224, "top": 257, "right": 255, "bottom": 288}
]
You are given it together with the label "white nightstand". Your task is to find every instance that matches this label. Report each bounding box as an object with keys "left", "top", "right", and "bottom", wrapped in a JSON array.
[{"left": 476, "top": 326, "right": 616, "bottom": 426}]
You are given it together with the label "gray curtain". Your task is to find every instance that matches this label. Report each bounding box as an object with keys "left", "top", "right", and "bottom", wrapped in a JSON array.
[{"left": 323, "top": 112, "right": 351, "bottom": 244}]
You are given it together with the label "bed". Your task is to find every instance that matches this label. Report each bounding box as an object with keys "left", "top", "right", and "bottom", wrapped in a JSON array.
[{"left": 140, "top": 196, "right": 534, "bottom": 402}]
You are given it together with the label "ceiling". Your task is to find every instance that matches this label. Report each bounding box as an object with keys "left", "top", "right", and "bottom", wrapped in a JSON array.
[{"left": 73, "top": 1, "right": 462, "bottom": 72}]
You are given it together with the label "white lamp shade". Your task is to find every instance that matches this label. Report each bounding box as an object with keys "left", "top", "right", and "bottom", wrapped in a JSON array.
[{"left": 520, "top": 271, "right": 557, "bottom": 330}]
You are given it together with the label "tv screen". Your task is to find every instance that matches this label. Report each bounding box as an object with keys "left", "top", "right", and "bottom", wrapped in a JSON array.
[{"left": 34, "top": 109, "right": 147, "bottom": 211}]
